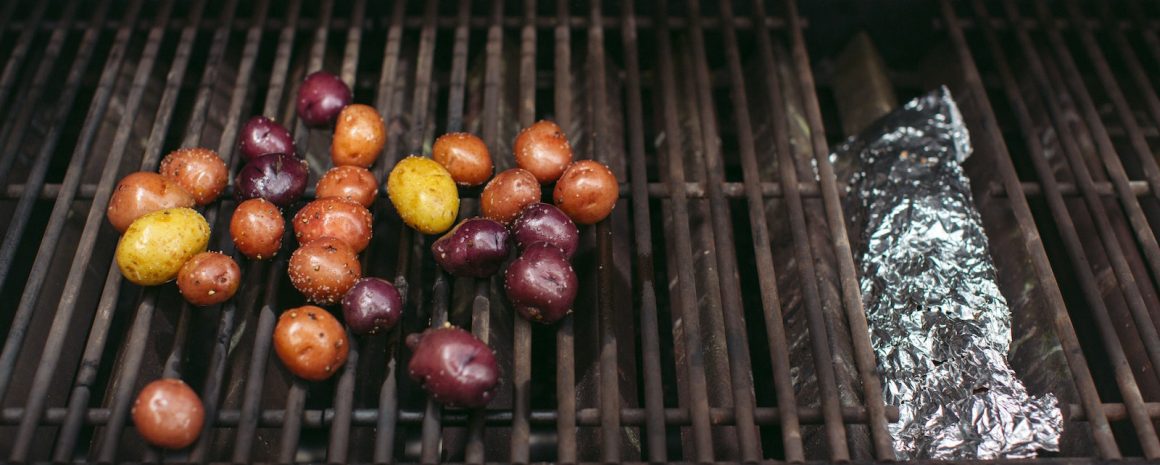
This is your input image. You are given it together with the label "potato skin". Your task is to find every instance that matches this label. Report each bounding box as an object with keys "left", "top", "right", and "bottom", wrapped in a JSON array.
[
  {"left": 293, "top": 198, "right": 373, "bottom": 253},
  {"left": 553, "top": 160, "right": 619, "bottom": 225},
  {"left": 331, "top": 104, "right": 386, "bottom": 168},
  {"left": 481, "top": 168, "right": 540, "bottom": 224},
  {"left": 386, "top": 156, "right": 460, "bottom": 235},
  {"left": 230, "top": 198, "right": 284, "bottom": 260},
  {"left": 316, "top": 165, "right": 378, "bottom": 207},
  {"left": 131, "top": 379, "right": 204, "bottom": 449},
  {"left": 177, "top": 251, "right": 241, "bottom": 306},
  {"left": 288, "top": 237, "right": 362, "bottom": 305},
  {"left": 514, "top": 120, "right": 572, "bottom": 184},
  {"left": 107, "top": 172, "right": 196, "bottom": 233},
  {"left": 274, "top": 305, "right": 350, "bottom": 381},
  {"left": 116, "top": 208, "right": 211, "bottom": 286},
  {"left": 160, "top": 147, "right": 228, "bottom": 205},
  {"left": 432, "top": 132, "right": 493, "bottom": 186}
]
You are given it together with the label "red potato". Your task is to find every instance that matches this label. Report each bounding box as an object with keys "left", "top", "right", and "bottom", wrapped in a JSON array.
[
  {"left": 480, "top": 168, "right": 540, "bottom": 224},
  {"left": 274, "top": 305, "right": 350, "bottom": 381},
  {"left": 331, "top": 104, "right": 386, "bottom": 168},
  {"left": 159, "top": 147, "right": 228, "bottom": 205},
  {"left": 511, "top": 202, "right": 579, "bottom": 259},
  {"left": 406, "top": 325, "right": 500, "bottom": 408},
  {"left": 504, "top": 243, "right": 578, "bottom": 324},
  {"left": 293, "top": 198, "right": 373, "bottom": 253},
  {"left": 237, "top": 116, "right": 296, "bottom": 161},
  {"left": 432, "top": 132, "right": 493, "bottom": 186},
  {"left": 106, "top": 172, "right": 196, "bottom": 233},
  {"left": 230, "top": 198, "right": 284, "bottom": 260},
  {"left": 341, "top": 277, "right": 403, "bottom": 335},
  {"left": 296, "top": 70, "right": 352, "bottom": 127},
  {"left": 315, "top": 165, "right": 378, "bottom": 207},
  {"left": 514, "top": 120, "right": 573, "bottom": 184},
  {"left": 132, "top": 379, "right": 204, "bottom": 450},
  {"left": 288, "top": 237, "right": 362, "bottom": 305},
  {"left": 553, "top": 160, "right": 619, "bottom": 225},
  {"left": 177, "top": 252, "right": 241, "bottom": 306}
]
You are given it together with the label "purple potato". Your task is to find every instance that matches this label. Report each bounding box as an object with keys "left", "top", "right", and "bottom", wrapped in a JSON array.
[
  {"left": 504, "top": 243, "right": 577, "bottom": 324},
  {"left": 431, "top": 218, "right": 510, "bottom": 278},
  {"left": 238, "top": 116, "right": 296, "bottom": 161},
  {"left": 235, "top": 153, "right": 309, "bottom": 208},
  {"left": 511, "top": 202, "right": 579, "bottom": 259},
  {"left": 406, "top": 326, "right": 499, "bottom": 408},
  {"left": 297, "top": 71, "right": 353, "bottom": 127},
  {"left": 341, "top": 277, "right": 403, "bottom": 335}
]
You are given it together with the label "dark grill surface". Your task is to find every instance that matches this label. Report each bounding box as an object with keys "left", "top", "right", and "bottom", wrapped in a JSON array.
[{"left": 1, "top": 0, "right": 1160, "bottom": 463}]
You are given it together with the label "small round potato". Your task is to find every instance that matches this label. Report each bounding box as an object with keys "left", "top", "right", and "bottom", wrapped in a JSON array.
[
  {"left": 160, "top": 147, "right": 228, "bottom": 205},
  {"left": 386, "top": 156, "right": 460, "bottom": 235},
  {"left": 107, "top": 172, "right": 196, "bottom": 233},
  {"left": 293, "top": 197, "right": 373, "bottom": 253},
  {"left": 116, "top": 208, "right": 211, "bottom": 286},
  {"left": 481, "top": 168, "right": 540, "bottom": 224},
  {"left": 177, "top": 251, "right": 241, "bottom": 306},
  {"left": 331, "top": 104, "right": 386, "bottom": 168}
]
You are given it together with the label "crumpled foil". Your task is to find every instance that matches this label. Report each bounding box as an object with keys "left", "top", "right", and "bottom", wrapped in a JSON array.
[{"left": 841, "top": 87, "right": 1063, "bottom": 459}]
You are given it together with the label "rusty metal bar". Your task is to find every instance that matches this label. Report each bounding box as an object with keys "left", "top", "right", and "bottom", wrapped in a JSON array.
[
  {"left": 653, "top": 0, "right": 715, "bottom": 460},
  {"left": 553, "top": 0, "right": 578, "bottom": 461},
  {"left": 944, "top": 0, "right": 1122, "bottom": 456}
]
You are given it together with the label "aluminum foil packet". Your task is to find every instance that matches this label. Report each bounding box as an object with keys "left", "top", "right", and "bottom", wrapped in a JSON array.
[{"left": 841, "top": 87, "right": 1062, "bottom": 459}]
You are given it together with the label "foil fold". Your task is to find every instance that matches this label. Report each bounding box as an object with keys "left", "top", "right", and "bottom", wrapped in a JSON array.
[{"left": 841, "top": 87, "right": 1063, "bottom": 459}]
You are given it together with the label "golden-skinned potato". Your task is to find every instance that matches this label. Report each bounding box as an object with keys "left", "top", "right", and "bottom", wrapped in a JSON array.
[
  {"left": 386, "top": 156, "right": 459, "bottom": 235},
  {"left": 116, "top": 208, "right": 211, "bottom": 286}
]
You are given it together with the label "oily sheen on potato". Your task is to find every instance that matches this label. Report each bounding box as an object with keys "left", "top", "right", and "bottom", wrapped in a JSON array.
[
  {"left": 386, "top": 156, "right": 460, "bottom": 235},
  {"left": 116, "top": 207, "right": 210, "bottom": 286}
]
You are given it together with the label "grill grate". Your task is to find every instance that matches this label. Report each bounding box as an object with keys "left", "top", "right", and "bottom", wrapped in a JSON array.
[{"left": 1, "top": 0, "right": 1160, "bottom": 462}]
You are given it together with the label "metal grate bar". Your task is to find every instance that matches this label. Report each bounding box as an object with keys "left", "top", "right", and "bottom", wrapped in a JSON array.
[
  {"left": 410, "top": 0, "right": 445, "bottom": 461},
  {"left": 652, "top": 0, "right": 715, "bottom": 460},
  {"left": 509, "top": 0, "right": 535, "bottom": 462},
  {"left": 552, "top": 0, "right": 578, "bottom": 462},
  {"left": 465, "top": 0, "right": 505, "bottom": 462},
  {"left": 371, "top": 2, "right": 408, "bottom": 462},
  {"left": 4, "top": 178, "right": 1156, "bottom": 203},
  {"left": 683, "top": 0, "right": 762, "bottom": 461},
  {"left": 939, "top": 0, "right": 1122, "bottom": 457},
  {"left": 0, "top": 1, "right": 48, "bottom": 182},
  {"left": 1102, "top": 5, "right": 1160, "bottom": 140},
  {"left": 988, "top": 3, "right": 1160, "bottom": 456},
  {"left": 726, "top": 0, "right": 811, "bottom": 460},
  {"left": 326, "top": 1, "right": 368, "bottom": 461},
  {"left": 1, "top": 404, "right": 898, "bottom": 428},
  {"left": 230, "top": 0, "right": 303, "bottom": 460},
  {"left": 618, "top": 0, "right": 666, "bottom": 461},
  {"left": 278, "top": 1, "right": 337, "bottom": 461},
  {"left": 974, "top": 0, "right": 1160, "bottom": 456},
  {"left": 3, "top": 0, "right": 136, "bottom": 459},
  {"left": 0, "top": 0, "right": 59, "bottom": 189},
  {"left": 189, "top": 1, "right": 273, "bottom": 461},
  {"left": 1025, "top": 0, "right": 1160, "bottom": 378},
  {"left": 586, "top": 1, "right": 625, "bottom": 463}
]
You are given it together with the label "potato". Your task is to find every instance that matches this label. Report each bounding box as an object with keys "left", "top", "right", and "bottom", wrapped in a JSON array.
[
  {"left": 107, "top": 172, "right": 195, "bottom": 233},
  {"left": 481, "top": 168, "right": 540, "bottom": 224},
  {"left": 331, "top": 104, "right": 386, "bottom": 168},
  {"left": 386, "top": 156, "right": 460, "bottom": 235},
  {"left": 116, "top": 208, "right": 211, "bottom": 286}
]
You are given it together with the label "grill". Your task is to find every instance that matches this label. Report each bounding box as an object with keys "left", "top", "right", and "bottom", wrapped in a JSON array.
[{"left": 2, "top": 0, "right": 1160, "bottom": 462}]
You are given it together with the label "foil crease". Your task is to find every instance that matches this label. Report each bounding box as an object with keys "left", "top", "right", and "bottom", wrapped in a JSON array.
[{"left": 841, "top": 87, "right": 1063, "bottom": 459}]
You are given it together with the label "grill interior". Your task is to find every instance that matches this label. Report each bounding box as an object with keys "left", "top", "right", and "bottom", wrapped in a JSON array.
[{"left": 2, "top": 0, "right": 1160, "bottom": 462}]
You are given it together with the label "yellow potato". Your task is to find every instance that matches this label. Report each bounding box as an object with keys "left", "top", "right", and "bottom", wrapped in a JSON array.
[
  {"left": 387, "top": 156, "right": 460, "bottom": 235},
  {"left": 116, "top": 207, "right": 211, "bottom": 286}
]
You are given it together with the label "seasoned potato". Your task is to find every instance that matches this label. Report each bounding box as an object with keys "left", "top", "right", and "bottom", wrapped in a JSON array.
[
  {"left": 106, "top": 172, "right": 195, "bottom": 233},
  {"left": 331, "top": 104, "right": 386, "bottom": 168},
  {"left": 116, "top": 208, "right": 211, "bottom": 286},
  {"left": 386, "top": 156, "right": 460, "bottom": 235}
]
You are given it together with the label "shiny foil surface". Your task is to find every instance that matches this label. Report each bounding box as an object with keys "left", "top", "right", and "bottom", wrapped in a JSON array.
[{"left": 841, "top": 88, "right": 1062, "bottom": 459}]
